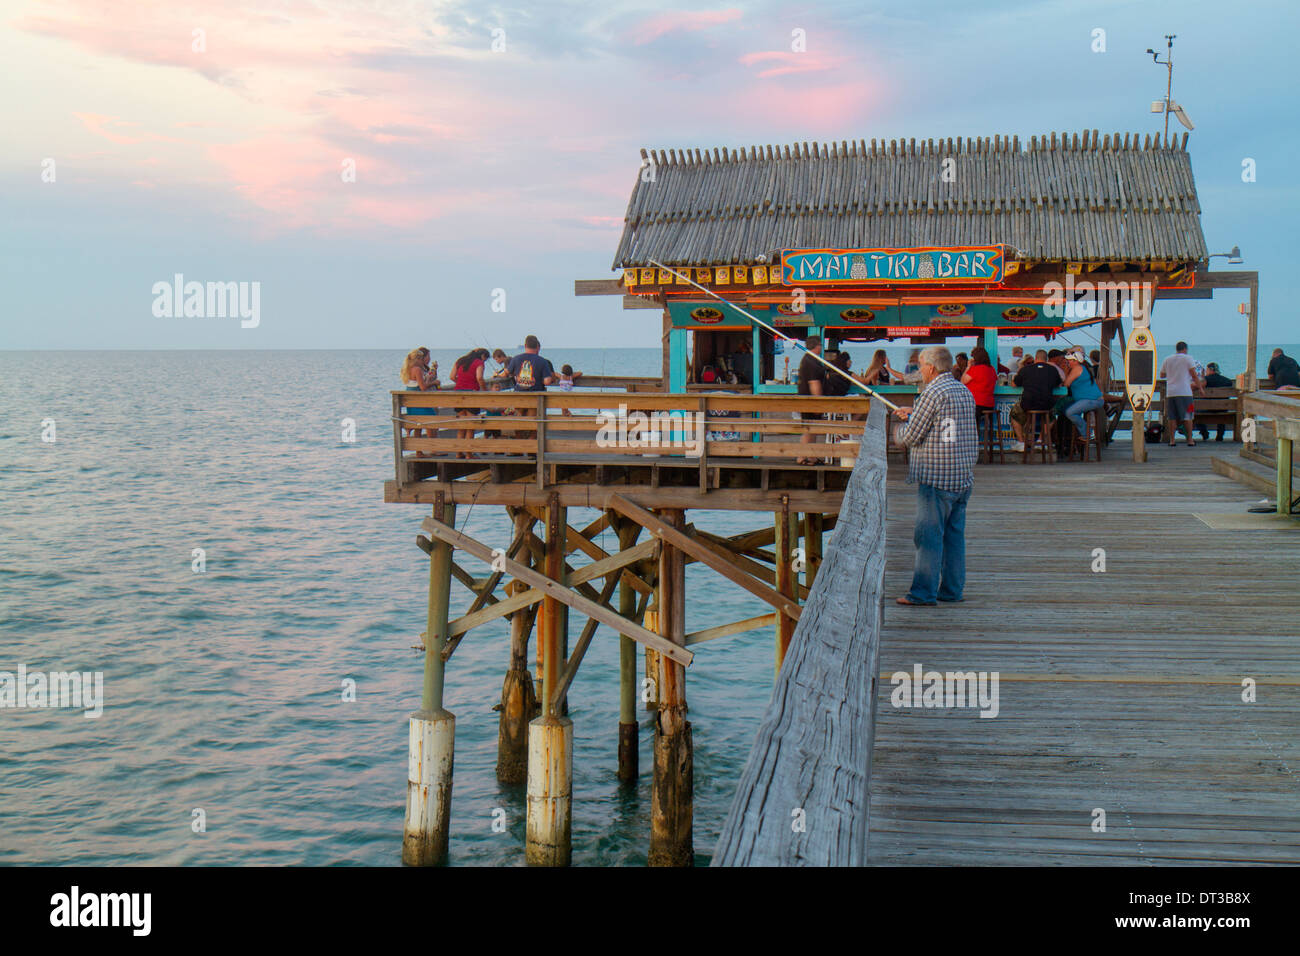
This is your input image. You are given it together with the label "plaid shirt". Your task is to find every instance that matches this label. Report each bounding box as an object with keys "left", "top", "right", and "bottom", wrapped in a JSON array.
[{"left": 901, "top": 372, "right": 977, "bottom": 492}]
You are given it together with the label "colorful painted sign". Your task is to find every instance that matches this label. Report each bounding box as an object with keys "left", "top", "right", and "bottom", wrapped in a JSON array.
[
  {"left": 1125, "top": 327, "right": 1157, "bottom": 412},
  {"left": 780, "top": 246, "right": 1003, "bottom": 286}
]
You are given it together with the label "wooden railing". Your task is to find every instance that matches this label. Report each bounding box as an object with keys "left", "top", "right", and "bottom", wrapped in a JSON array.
[
  {"left": 391, "top": 390, "right": 874, "bottom": 486},
  {"left": 1242, "top": 390, "right": 1300, "bottom": 514}
]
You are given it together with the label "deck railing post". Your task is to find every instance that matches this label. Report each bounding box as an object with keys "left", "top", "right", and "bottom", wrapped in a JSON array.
[
  {"left": 402, "top": 497, "right": 456, "bottom": 866},
  {"left": 649, "top": 507, "right": 692, "bottom": 867}
]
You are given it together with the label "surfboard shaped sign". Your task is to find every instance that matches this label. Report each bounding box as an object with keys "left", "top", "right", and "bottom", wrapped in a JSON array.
[{"left": 1125, "top": 327, "right": 1158, "bottom": 412}]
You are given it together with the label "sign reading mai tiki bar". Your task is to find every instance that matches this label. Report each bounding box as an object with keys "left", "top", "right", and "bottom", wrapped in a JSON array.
[{"left": 781, "top": 246, "right": 1003, "bottom": 286}]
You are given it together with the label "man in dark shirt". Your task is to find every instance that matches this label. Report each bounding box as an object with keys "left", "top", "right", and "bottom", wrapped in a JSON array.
[
  {"left": 1198, "top": 362, "right": 1235, "bottom": 442},
  {"left": 796, "top": 335, "right": 827, "bottom": 463},
  {"left": 730, "top": 340, "right": 754, "bottom": 386},
  {"left": 1008, "top": 350, "right": 1062, "bottom": 451},
  {"left": 506, "top": 335, "right": 555, "bottom": 392},
  {"left": 1267, "top": 348, "right": 1300, "bottom": 388}
]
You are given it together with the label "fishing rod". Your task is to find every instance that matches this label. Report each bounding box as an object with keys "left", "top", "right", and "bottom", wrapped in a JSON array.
[{"left": 646, "top": 259, "right": 901, "bottom": 412}]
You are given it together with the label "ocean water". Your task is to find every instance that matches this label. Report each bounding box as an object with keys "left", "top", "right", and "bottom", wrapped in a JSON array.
[
  {"left": 0, "top": 344, "right": 1288, "bottom": 866},
  {"left": 0, "top": 348, "right": 799, "bottom": 866}
]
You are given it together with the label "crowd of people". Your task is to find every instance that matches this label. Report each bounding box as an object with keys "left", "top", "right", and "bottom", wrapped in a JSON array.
[{"left": 399, "top": 336, "right": 583, "bottom": 457}]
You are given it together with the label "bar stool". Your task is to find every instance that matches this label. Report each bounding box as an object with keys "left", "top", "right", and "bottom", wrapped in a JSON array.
[
  {"left": 979, "top": 409, "right": 1004, "bottom": 463},
  {"left": 1023, "top": 410, "right": 1054, "bottom": 463},
  {"left": 1068, "top": 409, "right": 1104, "bottom": 462}
]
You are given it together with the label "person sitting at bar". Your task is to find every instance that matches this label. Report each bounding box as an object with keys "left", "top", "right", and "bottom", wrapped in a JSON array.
[
  {"left": 904, "top": 349, "right": 921, "bottom": 374},
  {"left": 797, "top": 335, "right": 827, "bottom": 464},
  {"left": 861, "top": 348, "right": 898, "bottom": 386},
  {"left": 953, "top": 352, "right": 969, "bottom": 382},
  {"left": 960, "top": 346, "right": 997, "bottom": 435},
  {"left": 729, "top": 340, "right": 754, "bottom": 386},
  {"left": 1061, "top": 348, "right": 1105, "bottom": 450},
  {"left": 997, "top": 346, "right": 1024, "bottom": 375},
  {"left": 1009, "top": 350, "right": 1061, "bottom": 453}
]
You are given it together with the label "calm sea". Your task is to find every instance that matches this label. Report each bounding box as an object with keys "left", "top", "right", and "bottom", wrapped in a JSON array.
[{"left": 0, "top": 344, "right": 1290, "bottom": 865}]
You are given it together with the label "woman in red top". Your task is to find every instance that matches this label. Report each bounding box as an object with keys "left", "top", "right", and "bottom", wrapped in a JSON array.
[
  {"left": 451, "top": 348, "right": 488, "bottom": 458},
  {"left": 962, "top": 346, "right": 998, "bottom": 440}
]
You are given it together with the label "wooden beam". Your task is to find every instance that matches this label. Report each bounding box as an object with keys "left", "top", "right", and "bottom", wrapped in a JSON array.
[
  {"left": 549, "top": 570, "right": 622, "bottom": 711},
  {"left": 685, "top": 613, "right": 778, "bottom": 646},
  {"left": 422, "top": 516, "right": 691, "bottom": 665},
  {"left": 607, "top": 494, "right": 803, "bottom": 623},
  {"left": 689, "top": 530, "right": 810, "bottom": 600},
  {"left": 444, "top": 536, "right": 660, "bottom": 644},
  {"left": 574, "top": 278, "right": 624, "bottom": 296}
]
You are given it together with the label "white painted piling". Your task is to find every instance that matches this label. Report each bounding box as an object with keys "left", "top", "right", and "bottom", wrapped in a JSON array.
[
  {"left": 525, "top": 715, "right": 572, "bottom": 866},
  {"left": 402, "top": 709, "right": 455, "bottom": 866}
]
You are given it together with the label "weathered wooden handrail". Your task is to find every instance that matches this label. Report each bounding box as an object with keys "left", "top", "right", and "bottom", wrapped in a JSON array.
[
  {"left": 393, "top": 390, "right": 872, "bottom": 473},
  {"left": 1242, "top": 390, "right": 1300, "bottom": 515},
  {"left": 711, "top": 402, "right": 888, "bottom": 866}
]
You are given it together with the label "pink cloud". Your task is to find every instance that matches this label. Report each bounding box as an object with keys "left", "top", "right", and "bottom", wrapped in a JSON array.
[
  {"left": 631, "top": 9, "right": 742, "bottom": 45},
  {"left": 738, "top": 50, "right": 840, "bottom": 79},
  {"left": 73, "top": 112, "right": 183, "bottom": 145}
]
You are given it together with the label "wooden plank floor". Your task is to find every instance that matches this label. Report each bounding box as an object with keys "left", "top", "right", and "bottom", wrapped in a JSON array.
[{"left": 867, "top": 442, "right": 1300, "bottom": 865}]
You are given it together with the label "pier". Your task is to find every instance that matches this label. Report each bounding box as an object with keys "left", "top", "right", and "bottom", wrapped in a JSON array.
[{"left": 384, "top": 132, "right": 1296, "bottom": 866}]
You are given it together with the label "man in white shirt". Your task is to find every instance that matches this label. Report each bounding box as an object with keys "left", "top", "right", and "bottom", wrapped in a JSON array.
[{"left": 1159, "top": 341, "right": 1204, "bottom": 447}]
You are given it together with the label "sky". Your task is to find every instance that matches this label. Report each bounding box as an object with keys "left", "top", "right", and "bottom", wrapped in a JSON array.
[{"left": 0, "top": 0, "right": 1295, "bottom": 350}]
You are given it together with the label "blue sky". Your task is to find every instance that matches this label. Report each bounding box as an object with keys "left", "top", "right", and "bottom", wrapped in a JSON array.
[{"left": 0, "top": 0, "right": 1294, "bottom": 350}]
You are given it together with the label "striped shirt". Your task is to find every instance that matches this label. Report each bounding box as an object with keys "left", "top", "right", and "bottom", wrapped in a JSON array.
[{"left": 901, "top": 372, "right": 978, "bottom": 492}]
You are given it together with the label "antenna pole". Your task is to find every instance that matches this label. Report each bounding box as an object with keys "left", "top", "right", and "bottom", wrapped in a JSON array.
[{"left": 1163, "top": 35, "right": 1175, "bottom": 144}]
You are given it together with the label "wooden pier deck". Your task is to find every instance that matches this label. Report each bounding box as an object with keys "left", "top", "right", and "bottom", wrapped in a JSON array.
[{"left": 868, "top": 442, "right": 1300, "bottom": 865}]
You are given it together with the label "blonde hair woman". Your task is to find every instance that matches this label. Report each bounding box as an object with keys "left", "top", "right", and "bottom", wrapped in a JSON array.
[{"left": 400, "top": 348, "right": 438, "bottom": 451}]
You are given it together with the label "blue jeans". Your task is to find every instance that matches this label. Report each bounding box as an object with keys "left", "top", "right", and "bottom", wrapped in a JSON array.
[
  {"left": 1064, "top": 397, "right": 1104, "bottom": 439},
  {"left": 907, "top": 483, "right": 971, "bottom": 604}
]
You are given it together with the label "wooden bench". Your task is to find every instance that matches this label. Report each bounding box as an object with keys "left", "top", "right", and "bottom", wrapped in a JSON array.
[{"left": 1155, "top": 382, "right": 1242, "bottom": 442}]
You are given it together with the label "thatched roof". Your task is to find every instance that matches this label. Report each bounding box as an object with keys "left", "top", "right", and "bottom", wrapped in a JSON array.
[{"left": 613, "top": 131, "right": 1207, "bottom": 269}]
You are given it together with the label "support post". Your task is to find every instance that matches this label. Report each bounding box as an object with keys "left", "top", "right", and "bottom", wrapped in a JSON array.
[
  {"left": 403, "top": 499, "right": 456, "bottom": 866},
  {"left": 497, "top": 574, "right": 538, "bottom": 784},
  {"left": 526, "top": 496, "right": 571, "bottom": 865},
  {"left": 1247, "top": 278, "right": 1259, "bottom": 391},
  {"left": 803, "top": 512, "right": 823, "bottom": 591},
  {"left": 1278, "top": 435, "right": 1294, "bottom": 517},
  {"left": 774, "top": 498, "right": 796, "bottom": 672},
  {"left": 649, "top": 508, "right": 692, "bottom": 867},
  {"left": 616, "top": 516, "right": 640, "bottom": 783}
]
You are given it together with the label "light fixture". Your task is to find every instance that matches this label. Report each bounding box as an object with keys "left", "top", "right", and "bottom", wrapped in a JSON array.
[{"left": 1209, "top": 245, "right": 1243, "bottom": 265}]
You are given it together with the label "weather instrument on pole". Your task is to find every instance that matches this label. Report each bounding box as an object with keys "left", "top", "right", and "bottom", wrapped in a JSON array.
[{"left": 1146, "top": 35, "right": 1193, "bottom": 139}]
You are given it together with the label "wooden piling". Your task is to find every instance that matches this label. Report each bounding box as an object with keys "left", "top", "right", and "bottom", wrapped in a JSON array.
[
  {"left": 803, "top": 512, "right": 823, "bottom": 590},
  {"left": 616, "top": 516, "right": 640, "bottom": 783},
  {"left": 497, "top": 575, "right": 538, "bottom": 785},
  {"left": 774, "top": 497, "right": 796, "bottom": 672},
  {"left": 403, "top": 499, "right": 456, "bottom": 866},
  {"left": 649, "top": 508, "right": 692, "bottom": 867},
  {"left": 526, "top": 496, "right": 572, "bottom": 865}
]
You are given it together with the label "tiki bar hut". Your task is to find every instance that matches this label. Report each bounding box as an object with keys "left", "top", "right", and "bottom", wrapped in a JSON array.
[{"left": 578, "top": 130, "right": 1261, "bottom": 460}]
